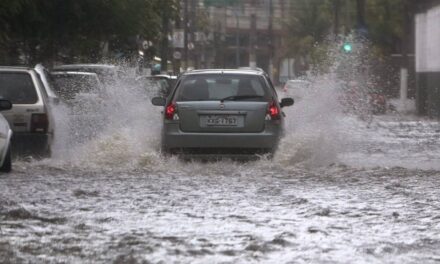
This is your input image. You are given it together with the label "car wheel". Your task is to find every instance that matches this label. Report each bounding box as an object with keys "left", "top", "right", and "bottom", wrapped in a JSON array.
[{"left": 0, "top": 145, "right": 12, "bottom": 173}]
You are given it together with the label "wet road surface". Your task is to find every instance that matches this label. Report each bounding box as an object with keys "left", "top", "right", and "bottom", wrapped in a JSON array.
[{"left": 1, "top": 115, "right": 440, "bottom": 264}]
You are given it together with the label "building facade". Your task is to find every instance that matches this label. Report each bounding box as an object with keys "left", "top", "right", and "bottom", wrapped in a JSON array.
[
  {"left": 415, "top": 0, "right": 440, "bottom": 117},
  {"left": 180, "top": 0, "right": 290, "bottom": 83}
]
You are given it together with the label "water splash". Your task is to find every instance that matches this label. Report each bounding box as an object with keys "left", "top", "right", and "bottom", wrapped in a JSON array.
[
  {"left": 274, "top": 37, "right": 377, "bottom": 168},
  {"left": 48, "top": 72, "right": 163, "bottom": 169},
  {"left": 275, "top": 73, "right": 344, "bottom": 168},
  {"left": 38, "top": 42, "right": 439, "bottom": 171}
]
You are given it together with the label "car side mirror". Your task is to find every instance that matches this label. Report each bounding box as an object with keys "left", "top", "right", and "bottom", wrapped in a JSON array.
[
  {"left": 151, "top": 97, "right": 166, "bottom": 106},
  {"left": 0, "top": 99, "right": 12, "bottom": 111},
  {"left": 280, "top": 98, "right": 294, "bottom": 107}
]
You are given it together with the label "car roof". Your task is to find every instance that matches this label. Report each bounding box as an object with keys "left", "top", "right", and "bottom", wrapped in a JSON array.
[
  {"left": 0, "top": 66, "right": 34, "bottom": 71},
  {"left": 53, "top": 64, "right": 116, "bottom": 70},
  {"left": 137, "top": 74, "right": 177, "bottom": 80},
  {"left": 181, "top": 69, "right": 266, "bottom": 76},
  {"left": 50, "top": 71, "right": 99, "bottom": 76},
  {"left": 149, "top": 74, "right": 177, "bottom": 78},
  {"left": 237, "top": 67, "right": 265, "bottom": 73}
]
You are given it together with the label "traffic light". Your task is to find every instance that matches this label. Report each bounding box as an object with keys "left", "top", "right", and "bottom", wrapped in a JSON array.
[{"left": 343, "top": 42, "right": 353, "bottom": 53}]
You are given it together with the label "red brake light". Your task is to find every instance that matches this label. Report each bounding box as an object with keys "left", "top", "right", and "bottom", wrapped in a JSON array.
[
  {"left": 268, "top": 101, "right": 281, "bottom": 120},
  {"left": 165, "top": 102, "right": 177, "bottom": 120},
  {"left": 31, "top": 113, "right": 49, "bottom": 133}
]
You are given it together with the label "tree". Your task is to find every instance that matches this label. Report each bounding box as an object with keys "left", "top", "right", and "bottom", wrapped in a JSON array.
[
  {"left": 282, "top": 0, "right": 413, "bottom": 76},
  {"left": 0, "top": 0, "right": 178, "bottom": 65},
  {"left": 284, "top": 0, "right": 333, "bottom": 75},
  {"left": 154, "top": 0, "right": 179, "bottom": 71},
  {"left": 365, "top": 0, "right": 406, "bottom": 56}
]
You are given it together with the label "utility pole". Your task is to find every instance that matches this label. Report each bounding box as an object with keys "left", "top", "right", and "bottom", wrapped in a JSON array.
[
  {"left": 234, "top": 1, "right": 241, "bottom": 68},
  {"left": 183, "top": 0, "right": 189, "bottom": 70},
  {"left": 249, "top": 13, "right": 257, "bottom": 68},
  {"left": 356, "top": 0, "right": 367, "bottom": 37},
  {"left": 190, "top": 0, "right": 196, "bottom": 68},
  {"left": 160, "top": 1, "right": 170, "bottom": 72},
  {"left": 400, "top": 0, "right": 416, "bottom": 112},
  {"left": 356, "top": 0, "right": 365, "bottom": 26},
  {"left": 333, "top": 0, "right": 340, "bottom": 37},
  {"left": 344, "top": 0, "right": 351, "bottom": 35},
  {"left": 268, "top": 0, "right": 274, "bottom": 79}
]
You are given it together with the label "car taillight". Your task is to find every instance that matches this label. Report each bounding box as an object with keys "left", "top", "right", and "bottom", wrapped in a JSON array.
[
  {"left": 267, "top": 101, "right": 281, "bottom": 120},
  {"left": 30, "top": 113, "right": 49, "bottom": 133},
  {"left": 165, "top": 102, "right": 178, "bottom": 120}
]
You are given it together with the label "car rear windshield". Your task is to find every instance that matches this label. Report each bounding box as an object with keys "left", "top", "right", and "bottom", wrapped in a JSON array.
[
  {"left": 50, "top": 74, "right": 101, "bottom": 100},
  {"left": 174, "top": 74, "right": 270, "bottom": 101},
  {"left": 0, "top": 72, "right": 38, "bottom": 104}
]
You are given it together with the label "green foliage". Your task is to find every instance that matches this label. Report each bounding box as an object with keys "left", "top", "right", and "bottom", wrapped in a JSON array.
[
  {"left": 0, "top": 0, "right": 179, "bottom": 64},
  {"left": 285, "top": 0, "right": 333, "bottom": 72},
  {"left": 365, "top": 0, "right": 405, "bottom": 56},
  {"left": 284, "top": 0, "right": 409, "bottom": 73},
  {"left": 286, "top": 0, "right": 332, "bottom": 56}
]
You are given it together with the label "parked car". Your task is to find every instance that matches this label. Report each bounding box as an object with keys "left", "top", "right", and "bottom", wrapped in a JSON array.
[
  {"left": 0, "top": 99, "right": 13, "bottom": 172},
  {"left": 34, "top": 64, "right": 60, "bottom": 104},
  {"left": 151, "top": 69, "right": 294, "bottom": 158},
  {"left": 0, "top": 67, "right": 54, "bottom": 156},
  {"left": 150, "top": 74, "right": 178, "bottom": 87},
  {"left": 136, "top": 74, "right": 177, "bottom": 98},
  {"left": 49, "top": 71, "right": 107, "bottom": 143},
  {"left": 52, "top": 64, "right": 121, "bottom": 86},
  {"left": 49, "top": 71, "right": 105, "bottom": 102}
]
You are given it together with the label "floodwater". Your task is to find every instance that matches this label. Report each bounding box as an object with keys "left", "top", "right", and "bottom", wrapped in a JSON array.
[{"left": 1, "top": 68, "right": 440, "bottom": 263}]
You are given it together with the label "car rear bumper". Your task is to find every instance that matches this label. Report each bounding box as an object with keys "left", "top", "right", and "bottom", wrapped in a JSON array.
[
  {"left": 12, "top": 133, "right": 52, "bottom": 156},
  {"left": 162, "top": 122, "right": 282, "bottom": 152}
]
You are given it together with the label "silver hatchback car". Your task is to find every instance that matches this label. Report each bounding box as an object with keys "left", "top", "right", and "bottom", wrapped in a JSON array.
[{"left": 152, "top": 69, "right": 294, "bottom": 158}]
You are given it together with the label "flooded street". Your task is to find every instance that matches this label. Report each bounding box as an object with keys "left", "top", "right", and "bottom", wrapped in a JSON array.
[
  {"left": 1, "top": 60, "right": 440, "bottom": 264},
  {"left": 3, "top": 0, "right": 440, "bottom": 262},
  {"left": 1, "top": 114, "right": 440, "bottom": 263}
]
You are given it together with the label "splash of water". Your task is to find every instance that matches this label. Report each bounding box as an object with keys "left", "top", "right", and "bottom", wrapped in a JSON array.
[
  {"left": 39, "top": 41, "right": 438, "bottom": 171},
  {"left": 275, "top": 37, "right": 378, "bottom": 168},
  {"left": 49, "top": 71, "right": 163, "bottom": 169}
]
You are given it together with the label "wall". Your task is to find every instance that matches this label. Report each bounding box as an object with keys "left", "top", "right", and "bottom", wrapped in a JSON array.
[{"left": 415, "top": 4, "right": 440, "bottom": 117}]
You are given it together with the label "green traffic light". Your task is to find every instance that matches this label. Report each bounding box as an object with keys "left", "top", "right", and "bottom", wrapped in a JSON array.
[{"left": 343, "top": 43, "right": 352, "bottom": 52}]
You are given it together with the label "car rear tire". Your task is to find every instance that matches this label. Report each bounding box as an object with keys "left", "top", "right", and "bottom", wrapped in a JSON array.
[{"left": 0, "top": 146, "right": 12, "bottom": 173}]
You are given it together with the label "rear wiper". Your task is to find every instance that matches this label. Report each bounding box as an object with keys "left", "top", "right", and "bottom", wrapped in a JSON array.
[{"left": 220, "top": 95, "right": 264, "bottom": 102}]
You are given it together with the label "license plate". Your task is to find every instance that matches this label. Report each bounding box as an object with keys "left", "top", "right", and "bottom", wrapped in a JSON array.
[{"left": 203, "top": 115, "right": 239, "bottom": 127}]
